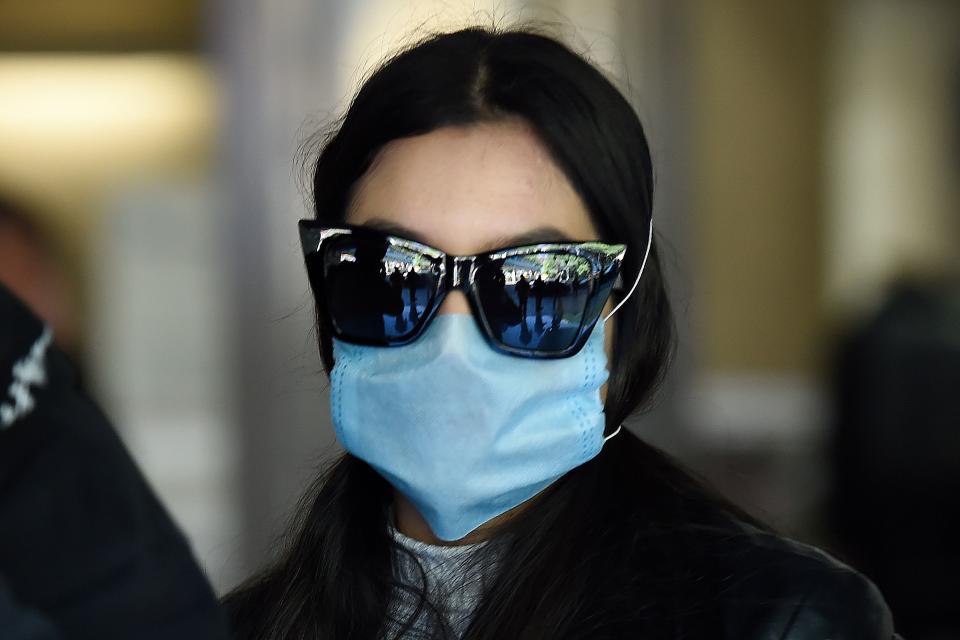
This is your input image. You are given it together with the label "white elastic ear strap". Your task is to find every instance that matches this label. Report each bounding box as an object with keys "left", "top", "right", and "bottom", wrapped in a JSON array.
[
  {"left": 602, "top": 424, "right": 623, "bottom": 444},
  {"left": 599, "top": 218, "right": 654, "bottom": 446},
  {"left": 602, "top": 217, "right": 654, "bottom": 323}
]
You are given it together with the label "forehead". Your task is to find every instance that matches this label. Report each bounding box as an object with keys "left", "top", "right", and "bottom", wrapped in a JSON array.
[{"left": 344, "top": 119, "right": 599, "bottom": 254}]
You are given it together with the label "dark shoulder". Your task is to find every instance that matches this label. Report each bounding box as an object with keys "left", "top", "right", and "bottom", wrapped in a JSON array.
[
  {"left": 219, "top": 580, "right": 261, "bottom": 640},
  {"left": 220, "top": 572, "right": 286, "bottom": 640},
  {"left": 710, "top": 523, "right": 898, "bottom": 639}
]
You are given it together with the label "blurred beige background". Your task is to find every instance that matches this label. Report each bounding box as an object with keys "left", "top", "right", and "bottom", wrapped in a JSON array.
[{"left": 1, "top": 1, "right": 957, "bottom": 635}]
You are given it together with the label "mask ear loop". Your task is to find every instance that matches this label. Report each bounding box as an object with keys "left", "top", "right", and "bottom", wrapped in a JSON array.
[
  {"left": 599, "top": 217, "right": 654, "bottom": 446},
  {"left": 603, "top": 424, "right": 623, "bottom": 444},
  {"left": 602, "top": 217, "right": 654, "bottom": 324}
]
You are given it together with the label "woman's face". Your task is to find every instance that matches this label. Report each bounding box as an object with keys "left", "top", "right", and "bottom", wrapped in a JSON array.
[{"left": 342, "top": 118, "right": 616, "bottom": 542}]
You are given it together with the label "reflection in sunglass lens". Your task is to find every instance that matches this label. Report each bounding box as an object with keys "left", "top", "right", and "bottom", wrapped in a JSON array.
[
  {"left": 322, "top": 236, "right": 439, "bottom": 342},
  {"left": 475, "top": 253, "right": 594, "bottom": 352}
]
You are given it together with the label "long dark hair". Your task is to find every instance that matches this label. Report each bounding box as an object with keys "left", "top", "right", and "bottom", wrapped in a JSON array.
[{"left": 225, "top": 25, "right": 768, "bottom": 639}]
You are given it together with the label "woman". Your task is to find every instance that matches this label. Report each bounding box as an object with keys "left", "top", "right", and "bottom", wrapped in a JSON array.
[{"left": 225, "top": 26, "right": 899, "bottom": 639}]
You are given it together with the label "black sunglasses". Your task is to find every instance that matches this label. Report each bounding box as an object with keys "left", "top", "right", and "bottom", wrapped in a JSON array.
[{"left": 298, "top": 221, "right": 626, "bottom": 359}]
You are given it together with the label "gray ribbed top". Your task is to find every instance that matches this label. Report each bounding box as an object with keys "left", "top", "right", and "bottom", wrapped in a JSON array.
[{"left": 383, "top": 516, "right": 500, "bottom": 639}]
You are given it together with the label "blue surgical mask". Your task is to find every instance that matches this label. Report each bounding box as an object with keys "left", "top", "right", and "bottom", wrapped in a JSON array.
[
  {"left": 329, "top": 220, "right": 653, "bottom": 541},
  {"left": 330, "top": 314, "right": 614, "bottom": 541}
]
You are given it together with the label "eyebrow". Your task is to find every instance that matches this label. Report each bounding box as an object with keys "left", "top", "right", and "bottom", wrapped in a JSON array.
[{"left": 360, "top": 218, "right": 575, "bottom": 253}]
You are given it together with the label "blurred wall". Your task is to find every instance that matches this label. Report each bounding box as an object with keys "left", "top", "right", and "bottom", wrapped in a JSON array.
[
  {"left": 0, "top": 0, "right": 241, "bottom": 592},
  {"left": 675, "top": 1, "right": 832, "bottom": 537},
  {"left": 690, "top": 1, "right": 828, "bottom": 375},
  {"left": 825, "top": 0, "right": 960, "bottom": 325},
  {"left": 0, "top": 1, "right": 200, "bottom": 51},
  {"left": 0, "top": 55, "right": 217, "bottom": 344},
  {"left": 679, "top": 0, "right": 959, "bottom": 543}
]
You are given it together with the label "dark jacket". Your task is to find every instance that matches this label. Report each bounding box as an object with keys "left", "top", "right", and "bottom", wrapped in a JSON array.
[
  {"left": 703, "top": 522, "right": 900, "bottom": 639},
  {"left": 0, "top": 281, "right": 228, "bottom": 639}
]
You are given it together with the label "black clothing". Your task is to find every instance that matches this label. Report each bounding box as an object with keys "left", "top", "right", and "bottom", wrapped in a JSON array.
[
  {"left": 0, "top": 281, "right": 228, "bottom": 639},
  {"left": 706, "top": 522, "right": 900, "bottom": 639},
  {"left": 831, "top": 279, "right": 960, "bottom": 638},
  {"left": 0, "top": 578, "right": 61, "bottom": 640}
]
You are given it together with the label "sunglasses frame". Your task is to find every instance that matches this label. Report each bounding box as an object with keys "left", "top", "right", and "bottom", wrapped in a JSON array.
[{"left": 298, "top": 220, "right": 627, "bottom": 359}]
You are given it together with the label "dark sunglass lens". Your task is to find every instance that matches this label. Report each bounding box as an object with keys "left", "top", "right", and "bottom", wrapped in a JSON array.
[
  {"left": 475, "top": 253, "right": 595, "bottom": 353},
  {"left": 322, "top": 236, "right": 439, "bottom": 342}
]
